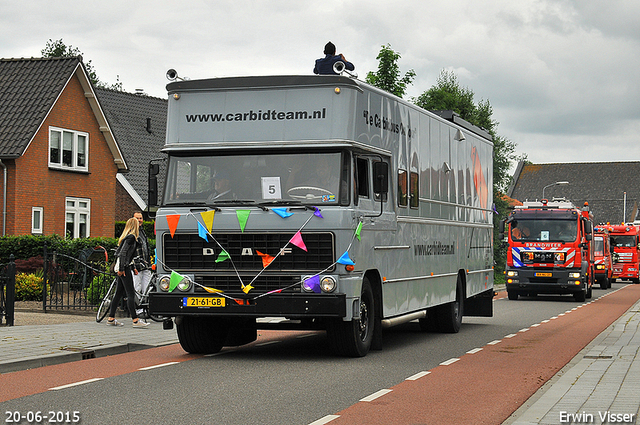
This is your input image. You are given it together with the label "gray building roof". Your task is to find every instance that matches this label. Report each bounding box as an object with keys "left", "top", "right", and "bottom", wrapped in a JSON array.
[
  {"left": 96, "top": 88, "right": 167, "bottom": 209},
  {"left": 507, "top": 161, "right": 640, "bottom": 225},
  {"left": 0, "top": 57, "right": 82, "bottom": 158},
  {"left": 0, "top": 56, "right": 126, "bottom": 168}
]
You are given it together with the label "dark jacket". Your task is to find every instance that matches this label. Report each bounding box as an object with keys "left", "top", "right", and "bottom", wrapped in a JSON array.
[
  {"left": 313, "top": 54, "right": 355, "bottom": 75},
  {"left": 134, "top": 229, "right": 151, "bottom": 270},
  {"left": 116, "top": 234, "right": 139, "bottom": 272}
]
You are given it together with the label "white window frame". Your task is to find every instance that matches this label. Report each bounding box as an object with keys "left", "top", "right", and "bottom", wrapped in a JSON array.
[
  {"left": 32, "top": 207, "right": 43, "bottom": 234},
  {"left": 49, "top": 127, "right": 89, "bottom": 171},
  {"left": 65, "top": 197, "right": 91, "bottom": 238}
]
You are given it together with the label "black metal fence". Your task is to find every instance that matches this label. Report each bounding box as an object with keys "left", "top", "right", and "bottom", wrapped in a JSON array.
[
  {"left": 0, "top": 255, "right": 16, "bottom": 326},
  {"left": 42, "top": 246, "right": 114, "bottom": 313}
]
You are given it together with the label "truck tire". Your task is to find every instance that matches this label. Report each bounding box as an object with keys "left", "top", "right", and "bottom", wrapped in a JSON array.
[
  {"left": 574, "top": 290, "right": 586, "bottom": 302},
  {"left": 176, "top": 316, "right": 228, "bottom": 354},
  {"left": 431, "top": 277, "right": 464, "bottom": 333},
  {"left": 327, "top": 277, "right": 375, "bottom": 357},
  {"left": 507, "top": 290, "right": 518, "bottom": 300}
]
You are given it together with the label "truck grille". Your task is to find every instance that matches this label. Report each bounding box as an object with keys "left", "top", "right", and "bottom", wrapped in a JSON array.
[
  {"left": 163, "top": 232, "right": 335, "bottom": 272},
  {"left": 194, "top": 275, "right": 302, "bottom": 293}
]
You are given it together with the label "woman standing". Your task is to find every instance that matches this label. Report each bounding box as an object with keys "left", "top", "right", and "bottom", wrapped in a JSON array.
[{"left": 107, "top": 217, "right": 149, "bottom": 328}]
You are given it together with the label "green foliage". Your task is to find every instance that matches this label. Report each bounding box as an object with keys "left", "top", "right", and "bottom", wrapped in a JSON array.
[
  {"left": 15, "top": 273, "right": 45, "bottom": 301},
  {"left": 366, "top": 44, "right": 416, "bottom": 98},
  {"left": 0, "top": 235, "right": 119, "bottom": 264},
  {"left": 41, "top": 38, "right": 123, "bottom": 91},
  {"left": 87, "top": 273, "right": 112, "bottom": 305}
]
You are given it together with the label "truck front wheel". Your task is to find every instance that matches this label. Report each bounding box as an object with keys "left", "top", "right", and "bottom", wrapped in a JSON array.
[
  {"left": 176, "top": 316, "right": 228, "bottom": 354},
  {"left": 327, "top": 278, "right": 375, "bottom": 357}
]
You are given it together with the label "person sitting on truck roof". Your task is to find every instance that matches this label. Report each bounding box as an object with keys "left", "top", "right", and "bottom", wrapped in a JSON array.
[{"left": 313, "top": 41, "right": 355, "bottom": 75}]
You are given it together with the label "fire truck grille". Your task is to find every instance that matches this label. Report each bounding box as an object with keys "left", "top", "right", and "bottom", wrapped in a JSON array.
[{"left": 163, "top": 232, "right": 335, "bottom": 272}]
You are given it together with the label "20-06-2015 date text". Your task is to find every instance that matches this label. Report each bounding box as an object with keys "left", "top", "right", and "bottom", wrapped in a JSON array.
[{"left": 5, "top": 411, "right": 80, "bottom": 424}]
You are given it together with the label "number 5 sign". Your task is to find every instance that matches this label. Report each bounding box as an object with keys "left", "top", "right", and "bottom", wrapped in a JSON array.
[{"left": 261, "top": 177, "right": 282, "bottom": 199}]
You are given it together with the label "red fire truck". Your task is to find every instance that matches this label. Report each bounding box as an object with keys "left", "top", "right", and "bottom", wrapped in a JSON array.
[
  {"left": 592, "top": 227, "right": 613, "bottom": 289},
  {"left": 606, "top": 224, "right": 640, "bottom": 284},
  {"left": 502, "top": 199, "right": 594, "bottom": 301}
]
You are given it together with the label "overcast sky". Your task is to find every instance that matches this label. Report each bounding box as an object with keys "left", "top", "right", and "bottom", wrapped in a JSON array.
[{"left": 2, "top": 0, "right": 639, "bottom": 168}]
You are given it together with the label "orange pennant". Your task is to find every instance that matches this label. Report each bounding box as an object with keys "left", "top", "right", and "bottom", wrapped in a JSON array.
[
  {"left": 256, "top": 250, "right": 275, "bottom": 268},
  {"left": 166, "top": 214, "right": 181, "bottom": 238}
]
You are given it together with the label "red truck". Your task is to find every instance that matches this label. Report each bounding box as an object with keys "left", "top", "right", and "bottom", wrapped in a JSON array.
[
  {"left": 502, "top": 198, "right": 594, "bottom": 301},
  {"left": 606, "top": 224, "right": 640, "bottom": 284},
  {"left": 592, "top": 227, "right": 613, "bottom": 289}
]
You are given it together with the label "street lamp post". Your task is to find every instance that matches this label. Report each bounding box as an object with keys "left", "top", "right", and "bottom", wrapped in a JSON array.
[{"left": 542, "top": 181, "right": 569, "bottom": 200}]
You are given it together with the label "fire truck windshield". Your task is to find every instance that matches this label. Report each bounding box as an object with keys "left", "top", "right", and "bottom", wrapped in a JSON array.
[
  {"left": 511, "top": 219, "right": 578, "bottom": 242},
  {"left": 610, "top": 235, "right": 636, "bottom": 247}
]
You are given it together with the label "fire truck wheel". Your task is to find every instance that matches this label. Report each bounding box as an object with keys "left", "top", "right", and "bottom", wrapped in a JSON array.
[
  {"left": 176, "top": 316, "right": 227, "bottom": 354},
  {"left": 327, "top": 278, "right": 375, "bottom": 357},
  {"left": 507, "top": 291, "right": 518, "bottom": 301},
  {"left": 574, "top": 290, "right": 586, "bottom": 302}
]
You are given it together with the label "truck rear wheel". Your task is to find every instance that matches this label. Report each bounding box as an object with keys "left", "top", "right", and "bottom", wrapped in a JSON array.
[
  {"left": 327, "top": 277, "right": 375, "bottom": 357},
  {"left": 176, "top": 316, "right": 228, "bottom": 354}
]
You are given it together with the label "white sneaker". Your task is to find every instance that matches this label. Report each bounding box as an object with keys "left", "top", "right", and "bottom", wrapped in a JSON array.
[{"left": 132, "top": 319, "right": 149, "bottom": 328}]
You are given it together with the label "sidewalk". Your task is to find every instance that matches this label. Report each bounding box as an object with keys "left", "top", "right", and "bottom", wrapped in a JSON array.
[
  {"left": 0, "top": 313, "right": 178, "bottom": 373},
  {"left": 504, "top": 298, "right": 640, "bottom": 424}
]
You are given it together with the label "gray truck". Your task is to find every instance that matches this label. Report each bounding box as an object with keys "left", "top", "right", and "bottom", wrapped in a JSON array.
[{"left": 148, "top": 74, "right": 494, "bottom": 357}]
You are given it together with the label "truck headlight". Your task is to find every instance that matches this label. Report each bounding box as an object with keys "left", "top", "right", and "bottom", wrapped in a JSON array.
[
  {"left": 176, "top": 277, "right": 192, "bottom": 292},
  {"left": 320, "top": 276, "right": 337, "bottom": 293},
  {"left": 507, "top": 270, "right": 518, "bottom": 277},
  {"left": 569, "top": 272, "right": 581, "bottom": 278},
  {"left": 158, "top": 275, "right": 171, "bottom": 291}
]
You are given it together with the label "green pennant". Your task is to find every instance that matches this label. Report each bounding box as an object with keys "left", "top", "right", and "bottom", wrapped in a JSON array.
[
  {"left": 215, "top": 249, "right": 230, "bottom": 263},
  {"left": 169, "top": 270, "right": 183, "bottom": 292},
  {"left": 355, "top": 221, "right": 363, "bottom": 241},
  {"left": 236, "top": 210, "right": 250, "bottom": 232}
]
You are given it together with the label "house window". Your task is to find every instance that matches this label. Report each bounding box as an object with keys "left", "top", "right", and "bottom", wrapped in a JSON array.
[
  {"left": 49, "top": 127, "right": 89, "bottom": 171},
  {"left": 65, "top": 197, "right": 90, "bottom": 238},
  {"left": 32, "top": 207, "right": 43, "bottom": 234}
]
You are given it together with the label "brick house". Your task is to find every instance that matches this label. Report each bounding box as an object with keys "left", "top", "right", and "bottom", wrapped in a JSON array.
[{"left": 0, "top": 57, "right": 127, "bottom": 238}]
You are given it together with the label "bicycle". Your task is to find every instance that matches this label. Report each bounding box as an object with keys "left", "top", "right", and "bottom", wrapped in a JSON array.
[{"left": 96, "top": 273, "right": 163, "bottom": 323}]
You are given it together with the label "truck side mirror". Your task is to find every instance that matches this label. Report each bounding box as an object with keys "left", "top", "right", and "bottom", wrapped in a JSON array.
[
  {"left": 148, "top": 163, "right": 160, "bottom": 207},
  {"left": 373, "top": 161, "right": 389, "bottom": 194}
]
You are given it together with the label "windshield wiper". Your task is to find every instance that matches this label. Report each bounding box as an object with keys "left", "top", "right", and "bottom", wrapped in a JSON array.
[
  {"left": 209, "top": 200, "right": 269, "bottom": 211},
  {"left": 258, "top": 200, "right": 304, "bottom": 207}
]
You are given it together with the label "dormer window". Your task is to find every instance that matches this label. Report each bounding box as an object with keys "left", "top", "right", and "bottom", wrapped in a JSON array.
[{"left": 49, "top": 127, "right": 88, "bottom": 171}]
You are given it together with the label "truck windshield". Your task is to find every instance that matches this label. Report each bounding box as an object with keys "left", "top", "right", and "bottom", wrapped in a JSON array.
[
  {"left": 511, "top": 219, "right": 578, "bottom": 242},
  {"left": 163, "top": 152, "right": 346, "bottom": 206},
  {"left": 593, "top": 236, "right": 604, "bottom": 255},
  {"left": 610, "top": 235, "right": 636, "bottom": 247}
]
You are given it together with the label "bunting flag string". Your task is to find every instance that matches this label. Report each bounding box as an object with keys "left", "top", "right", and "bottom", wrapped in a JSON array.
[{"left": 153, "top": 208, "right": 363, "bottom": 300}]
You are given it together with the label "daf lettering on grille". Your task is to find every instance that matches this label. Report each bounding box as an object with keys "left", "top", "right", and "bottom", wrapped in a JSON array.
[{"left": 203, "top": 248, "right": 215, "bottom": 256}]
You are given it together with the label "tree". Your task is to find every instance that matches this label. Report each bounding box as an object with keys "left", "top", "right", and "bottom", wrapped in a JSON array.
[
  {"left": 366, "top": 44, "right": 416, "bottom": 98},
  {"left": 41, "top": 38, "right": 122, "bottom": 91},
  {"left": 413, "top": 69, "right": 519, "bottom": 283}
]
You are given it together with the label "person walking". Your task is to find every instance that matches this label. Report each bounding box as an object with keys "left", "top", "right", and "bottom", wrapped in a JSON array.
[
  {"left": 133, "top": 212, "right": 152, "bottom": 320},
  {"left": 106, "top": 217, "right": 149, "bottom": 328}
]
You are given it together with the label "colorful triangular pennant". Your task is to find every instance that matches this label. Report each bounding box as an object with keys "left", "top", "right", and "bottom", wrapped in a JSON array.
[
  {"left": 215, "top": 249, "right": 230, "bottom": 263},
  {"left": 337, "top": 251, "right": 355, "bottom": 266},
  {"left": 197, "top": 221, "right": 209, "bottom": 241},
  {"left": 355, "top": 221, "right": 363, "bottom": 241},
  {"left": 201, "top": 210, "right": 215, "bottom": 232},
  {"left": 166, "top": 214, "right": 180, "bottom": 238},
  {"left": 272, "top": 208, "right": 293, "bottom": 218},
  {"left": 256, "top": 250, "right": 275, "bottom": 268},
  {"left": 237, "top": 210, "right": 250, "bottom": 232},
  {"left": 169, "top": 270, "right": 183, "bottom": 292},
  {"left": 290, "top": 231, "right": 307, "bottom": 251}
]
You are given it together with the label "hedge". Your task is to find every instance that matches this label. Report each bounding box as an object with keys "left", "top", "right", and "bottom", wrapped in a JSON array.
[{"left": 0, "top": 224, "right": 156, "bottom": 265}]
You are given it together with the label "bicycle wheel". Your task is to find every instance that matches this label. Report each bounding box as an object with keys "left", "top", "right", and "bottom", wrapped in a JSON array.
[
  {"left": 96, "top": 278, "right": 117, "bottom": 323},
  {"left": 142, "top": 282, "right": 164, "bottom": 322}
]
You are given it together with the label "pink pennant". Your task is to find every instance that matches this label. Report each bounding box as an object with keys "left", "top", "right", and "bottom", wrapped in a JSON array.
[{"left": 289, "top": 231, "right": 307, "bottom": 252}]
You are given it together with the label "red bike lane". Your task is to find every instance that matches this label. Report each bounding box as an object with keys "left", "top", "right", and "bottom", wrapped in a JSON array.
[{"left": 326, "top": 284, "right": 640, "bottom": 425}]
